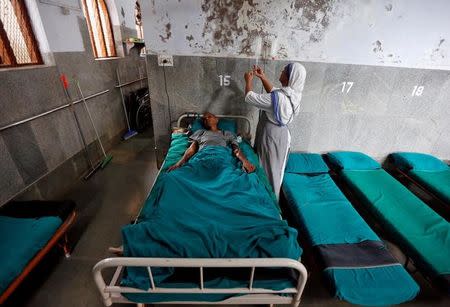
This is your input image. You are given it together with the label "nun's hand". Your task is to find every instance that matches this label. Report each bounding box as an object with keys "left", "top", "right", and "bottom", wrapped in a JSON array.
[
  {"left": 253, "top": 65, "right": 265, "bottom": 78},
  {"left": 243, "top": 160, "right": 256, "bottom": 173},
  {"left": 244, "top": 71, "right": 254, "bottom": 82}
]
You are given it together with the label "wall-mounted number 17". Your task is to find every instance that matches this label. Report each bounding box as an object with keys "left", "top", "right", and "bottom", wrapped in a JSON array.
[{"left": 341, "top": 82, "right": 354, "bottom": 93}]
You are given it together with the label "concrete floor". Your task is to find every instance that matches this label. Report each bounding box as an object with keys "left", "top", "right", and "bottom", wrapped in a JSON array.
[{"left": 4, "top": 131, "right": 449, "bottom": 307}]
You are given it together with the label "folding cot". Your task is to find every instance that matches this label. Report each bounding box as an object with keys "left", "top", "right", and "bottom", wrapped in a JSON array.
[
  {"left": 282, "top": 152, "right": 419, "bottom": 305},
  {"left": 0, "top": 200, "right": 76, "bottom": 304},
  {"left": 93, "top": 114, "right": 308, "bottom": 306},
  {"left": 386, "top": 152, "right": 450, "bottom": 220},
  {"left": 326, "top": 151, "right": 450, "bottom": 294}
]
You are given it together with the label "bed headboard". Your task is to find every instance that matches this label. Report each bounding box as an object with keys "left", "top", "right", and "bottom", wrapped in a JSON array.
[{"left": 176, "top": 112, "right": 252, "bottom": 136}]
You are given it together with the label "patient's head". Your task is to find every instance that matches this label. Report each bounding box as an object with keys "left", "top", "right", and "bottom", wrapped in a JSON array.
[{"left": 202, "top": 112, "right": 219, "bottom": 129}]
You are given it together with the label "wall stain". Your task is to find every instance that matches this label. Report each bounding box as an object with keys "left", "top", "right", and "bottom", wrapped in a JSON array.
[
  {"left": 431, "top": 38, "right": 446, "bottom": 60},
  {"left": 159, "top": 23, "right": 172, "bottom": 42},
  {"left": 198, "top": 0, "right": 336, "bottom": 56},
  {"left": 373, "top": 40, "right": 383, "bottom": 53},
  {"left": 201, "top": 0, "right": 256, "bottom": 53}
]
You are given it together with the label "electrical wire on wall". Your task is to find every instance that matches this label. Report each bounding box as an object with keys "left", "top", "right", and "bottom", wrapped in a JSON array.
[
  {"left": 162, "top": 63, "right": 172, "bottom": 132},
  {"left": 260, "top": 43, "right": 267, "bottom": 94}
]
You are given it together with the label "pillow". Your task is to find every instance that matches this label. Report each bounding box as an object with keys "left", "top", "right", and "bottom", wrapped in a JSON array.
[
  {"left": 327, "top": 151, "right": 381, "bottom": 170},
  {"left": 390, "top": 152, "right": 449, "bottom": 171},
  {"left": 285, "top": 153, "right": 329, "bottom": 174},
  {"left": 190, "top": 118, "right": 237, "bottom": 134},
  {"left": 190, "top": 118, "right": 204, "bottom": 132}
]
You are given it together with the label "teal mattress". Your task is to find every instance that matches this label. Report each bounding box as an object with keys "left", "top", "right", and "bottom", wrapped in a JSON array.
[
  {"left": 410, "top": 169, "right": 450, "bottom": 203},
  {"left": 0, "top": 215, "right": 62, "bottom": 294},
  {"left": 390, "top": 152, "right": 450, "bottom": 204},
  {"left": 340, "top": 169, "right": 450, "bottom": 289},
  {"left": 121, "top": 133, "right": 300, "bottom": 303},
  {"left": 283, "top": 171, "right": 418, "bottom": 305}
]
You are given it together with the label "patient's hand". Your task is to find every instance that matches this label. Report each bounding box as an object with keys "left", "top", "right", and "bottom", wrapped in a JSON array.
[
  {"left": 243, "top": 160, "right": 256, "bottom": 173},
  {"left": 167, "top": 162, "right": 183, "bottom": 172}
]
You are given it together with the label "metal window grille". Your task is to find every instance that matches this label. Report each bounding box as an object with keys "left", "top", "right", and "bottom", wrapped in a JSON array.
[
  {"left": 81, "top": 0, "right": 116, "bottom": 58},
  {"left": 0, "top": 0, "right": 42, "bottom": 67}
]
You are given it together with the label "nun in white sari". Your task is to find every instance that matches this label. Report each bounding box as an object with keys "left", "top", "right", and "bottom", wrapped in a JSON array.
[{"left": 244, "top": 63, "right": 306, "bottom": 200}]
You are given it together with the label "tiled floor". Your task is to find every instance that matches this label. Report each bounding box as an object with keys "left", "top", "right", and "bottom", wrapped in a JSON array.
[{"left": 4, "top": 131, "right": 449, "bottom": 307}]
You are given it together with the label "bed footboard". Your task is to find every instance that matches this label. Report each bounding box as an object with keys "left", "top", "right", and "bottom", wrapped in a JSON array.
[{"left": 93, "top": 257, "right": 307, "bottom": 306}]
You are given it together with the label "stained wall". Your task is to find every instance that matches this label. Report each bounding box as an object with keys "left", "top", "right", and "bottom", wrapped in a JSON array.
[{"left": 141, "top": 0, "right": 450, "bottom": 164}]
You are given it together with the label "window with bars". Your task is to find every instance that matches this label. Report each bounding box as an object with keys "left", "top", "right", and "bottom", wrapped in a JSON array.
[
  {"left": 81, "top": 0, "right": 117, "bottom": 58},
  {"left": 0, "top": 0, "right": 42, "bottom": 68}
]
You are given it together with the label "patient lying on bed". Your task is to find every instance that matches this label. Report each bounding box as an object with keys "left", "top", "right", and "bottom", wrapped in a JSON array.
[{"left": 167, "top": 112, "right": 256, "bottom": 173}]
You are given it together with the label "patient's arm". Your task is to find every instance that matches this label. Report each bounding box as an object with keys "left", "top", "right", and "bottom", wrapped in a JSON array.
[
  {"left": 231, "top": 144, "right": 256, "bottom": 173},
  {"left": 167, "top": 141, "right": 199, "bottom": 172}
]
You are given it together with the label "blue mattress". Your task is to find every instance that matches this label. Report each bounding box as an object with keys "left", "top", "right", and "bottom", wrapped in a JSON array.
[
  {"left": 0, "top": 215, "right": 62, "bottom": 294},
  {"left": 283, "top": 164, "right": 419, "bottom": 305}
]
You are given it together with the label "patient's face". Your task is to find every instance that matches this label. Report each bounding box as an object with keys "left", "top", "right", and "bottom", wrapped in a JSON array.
[{"left": 203, "top": 112, "right": 218, "bottom": 129}]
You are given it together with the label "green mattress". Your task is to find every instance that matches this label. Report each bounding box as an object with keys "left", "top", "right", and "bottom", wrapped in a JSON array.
[
  {"left": 0, "top": 215, "right": 62, "bottom": 294},
  {"left": 283, "top": 169, "right": 418, "bottom": 305},
  {"left": 389, "top": 152, "right": 450, "bottom": 204},
  {"left": 409, "top": 170, "right": 450, "bottom": 204},
  {"left": 341, "top": 169, "right": 450, "bottom": 281}
]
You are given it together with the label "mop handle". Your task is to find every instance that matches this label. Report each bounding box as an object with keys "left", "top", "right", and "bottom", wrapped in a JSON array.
[
  {"left": 116, "top": 68, "right": 132, "bottom": 130},
  {"left": 60, "top": 74, "right": 93, "bottom": 168},
  {"left": 76, "top": 81, "right": 107, "bottom": 157}
]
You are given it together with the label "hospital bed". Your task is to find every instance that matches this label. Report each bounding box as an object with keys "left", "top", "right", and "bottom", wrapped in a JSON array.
[
  {"left": 93, "top": 113, "right": 308, "bottom": 306},
  {"left": 385, "top": 152, "right": 450, "bottom": 220},
  {"left": 0, "top": 200, "right": 76, "bottom": 304},
  {"left": 281, "top": 153, "right": 419, "bottom": 305},
  {"left": 325, "top": 151, "right": 450, "bottom": 294}
]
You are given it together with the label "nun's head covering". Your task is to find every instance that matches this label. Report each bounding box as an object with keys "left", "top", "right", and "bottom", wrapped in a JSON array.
[{"left": 280, "top": 62, "right": 306, "bottom": 115}]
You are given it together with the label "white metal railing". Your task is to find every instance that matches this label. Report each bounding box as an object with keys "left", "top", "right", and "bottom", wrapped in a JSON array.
[{"left": 93, "top": 257, "right": 307, "bottom": 306}]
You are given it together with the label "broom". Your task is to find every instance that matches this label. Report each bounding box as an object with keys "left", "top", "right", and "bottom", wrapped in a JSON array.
[{"left": 76, "top": 81, "right": 113, "bottom": 169}]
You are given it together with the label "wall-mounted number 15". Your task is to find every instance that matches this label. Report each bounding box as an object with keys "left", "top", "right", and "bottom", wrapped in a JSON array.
[
  {"left": 341, "top": 82, "right": 354, "bottom": 93},
  {"left": 219, "top": 75, "right": 231, "bottom": 86}
]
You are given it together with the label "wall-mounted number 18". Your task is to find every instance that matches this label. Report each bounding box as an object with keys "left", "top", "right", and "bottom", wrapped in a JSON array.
[{"left": 411, "top": 85, "right": 424, "bottom": 96}]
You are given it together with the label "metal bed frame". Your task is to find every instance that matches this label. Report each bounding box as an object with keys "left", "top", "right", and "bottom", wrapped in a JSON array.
[{"left": 93, "top": 113, "right": 308, "bottom": 306}]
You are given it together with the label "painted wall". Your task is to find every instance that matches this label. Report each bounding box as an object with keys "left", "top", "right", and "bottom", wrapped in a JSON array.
[
  {"left": 0, "top": 0, "right": 146, "bottom": 206},
  {"left": 141, "top": 0, "right": 450, "bottom": 165},
  {"left": 142, "top": 0, "right": 450, "bottom": 70}
]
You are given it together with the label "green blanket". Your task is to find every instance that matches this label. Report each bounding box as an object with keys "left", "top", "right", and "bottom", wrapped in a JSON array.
[
  {"left": 121, "top": 143, "right": 301, "bottom": 302},
  {"left": 410, "top": 170, "right": 450, "bottom": 204},
  {"left": 342, "top": 169, "right": 450, "bottom": 276}
]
